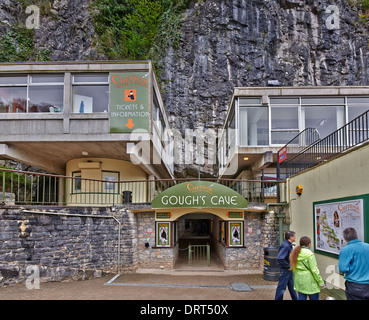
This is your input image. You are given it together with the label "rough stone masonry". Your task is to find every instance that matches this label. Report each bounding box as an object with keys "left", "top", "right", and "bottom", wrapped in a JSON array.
[
  {"left": 0, "top": 204, "right": 282, "bottom": 285},
  {"left": 0, "top": 206, "right": 129, "bottom": 286}
]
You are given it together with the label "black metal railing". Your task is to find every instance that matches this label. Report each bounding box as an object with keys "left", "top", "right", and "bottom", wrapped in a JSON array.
[
  {"left": 281, "top": 110, "right": 369, "bottom": 178},
  {"left": 284, "top": 127, "right": 321, "bottom": 151},
  {"left": 0, "top": 168, "right": 287, "bottom": 206}
]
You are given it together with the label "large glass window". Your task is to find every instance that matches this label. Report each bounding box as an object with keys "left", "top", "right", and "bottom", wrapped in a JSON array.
[
  {"left": 29, "top": 86, "right": 64, "bottom": 113},
  {"left": 234, "top": 95, "right": 369, "bottom": 148},
  {"left": 270, "top": 98, "right": 299, "bottom": 145},
  {"left": 72, "top": 73, "right": 109, "bottom": 113},
  {"left": 347, "top": 97, "right": 369, "bottom": 122},
  {"left": 0, "top": 87, "right": 27, "bottom": 113},
  {"left": 300, "top": 97, "right": 345, "bottom": 139},
  {"left": 29, "top": 74, "right": 64, "bottom": 113},
  {"left": 239, "top": 107, "right": 268, "bottom": 146},
  {"left": 302, "top": 105, "right": 345, "bottom": 138},
  {"left": 0, "top": 74, "right": 64, "bottom": 113}
]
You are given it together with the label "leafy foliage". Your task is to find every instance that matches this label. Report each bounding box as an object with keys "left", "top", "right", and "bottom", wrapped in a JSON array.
[
  {"left": 0, "top": 26, "right": 35, "bottom": 62},
  {"left": 91, "top": 0, "right": 191, "bottom": 73}
]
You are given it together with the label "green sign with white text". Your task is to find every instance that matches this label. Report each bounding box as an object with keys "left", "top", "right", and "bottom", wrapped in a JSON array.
[
  {"left": 109, "top": 71, "right": 150, "bottom": 133},
  {"left": 151, "top": 181, "right": 248, "bottom": 209}
]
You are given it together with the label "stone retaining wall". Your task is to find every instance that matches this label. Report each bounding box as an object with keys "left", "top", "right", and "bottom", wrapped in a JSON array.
[
  {"left": 0, "top": 205, "right": 283, "bottom": 285},
  {"left": 0, "top": 206, "right": 134, "bottom": 286}
]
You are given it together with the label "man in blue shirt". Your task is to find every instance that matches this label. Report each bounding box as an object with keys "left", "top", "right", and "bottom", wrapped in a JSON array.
[
  {"left": 338, "top": 227, "right": 369, "bottom": 300},
  {"left": 274, "top": 231, "right": 298, "bottom": 300}
]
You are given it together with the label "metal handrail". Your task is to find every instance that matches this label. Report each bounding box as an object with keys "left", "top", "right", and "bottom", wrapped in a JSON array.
[
  {"left": 283, "top": 127, "right": 321, "bottom": 149},
  {"left": 188, "top": 244, "right": 210, "bottom": 266},
  {"left": 281, "top": 109, "right": 369, "bottom": 178},
  {"left": 0, "top": 167, "right": 287, "bottom": 206}
]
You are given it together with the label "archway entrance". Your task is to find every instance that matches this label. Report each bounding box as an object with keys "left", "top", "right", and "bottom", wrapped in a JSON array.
[
  {"left": 150, "top": 181, "right": 249, "bottom": 270},
  {"left": 175, "top": 212, "right": 225, "bottom": 270}
]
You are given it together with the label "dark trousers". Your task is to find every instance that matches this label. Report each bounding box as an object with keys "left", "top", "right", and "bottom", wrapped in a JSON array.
[
  {"left": 275, "top": 268, "right": 298, "bottom": 300},
  {"left": 345, "top": 281, "right": 369, "bottom": 300},
  {"left": 297, "top": 292, "right": 320, "bottom": 300}
]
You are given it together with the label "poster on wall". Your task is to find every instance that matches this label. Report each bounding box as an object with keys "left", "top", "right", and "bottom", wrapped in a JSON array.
[
  {"left": 156, "top": 222, "right": 171, "bottom": 247},
  {"left": 314, "top": 198, "right": 365, "bottom": 256},
  {"left": 228, "top": 221, "right": 243, "bottom": 247}
]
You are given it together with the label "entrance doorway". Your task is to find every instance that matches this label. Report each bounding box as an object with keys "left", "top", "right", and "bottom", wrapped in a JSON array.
[{"left": 175, "top": 213, "right": 225, "bottom": 270}]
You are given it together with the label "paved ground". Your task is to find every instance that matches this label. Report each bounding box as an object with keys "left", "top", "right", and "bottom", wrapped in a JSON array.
[
  {"left": 0, "top": 270, "right": 340, "bottom": 301},
  {"left": 0, "top": 272, "right": 277, "bottom": 300}
]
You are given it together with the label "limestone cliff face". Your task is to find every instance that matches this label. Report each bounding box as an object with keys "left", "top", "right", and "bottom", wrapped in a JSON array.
[
  {"left": 0, "top": 0, "right": 100, "bottom": 61},
  {"left": 161, "top": 0, "right": 369, "bottom": 131},
  {"left": 159, "top": 0, "right": 369, "bottom": 175},
  {"left": 2, "top": 0, "right": 369, "bottom": 176}
]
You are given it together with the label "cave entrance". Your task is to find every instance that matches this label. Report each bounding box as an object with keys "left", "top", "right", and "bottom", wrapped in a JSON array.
[{"left": 175, "top": 212, "right": 225, "bottom": 270}]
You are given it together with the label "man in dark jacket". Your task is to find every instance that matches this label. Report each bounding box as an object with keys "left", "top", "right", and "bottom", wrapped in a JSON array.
[{"left": 275, "top": 231, "right": 298, "bottom": 300}]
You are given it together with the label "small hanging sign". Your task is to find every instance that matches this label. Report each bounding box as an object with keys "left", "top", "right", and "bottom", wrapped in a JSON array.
[
  {"left": 227, "top": 212, "right": 243, "bottom": 219},
  {"left": 156, "top": 212, "right": 172, "bottom": 219}
]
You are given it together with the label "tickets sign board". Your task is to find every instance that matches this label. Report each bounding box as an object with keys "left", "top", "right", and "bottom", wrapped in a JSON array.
[{"left": 109, "top": 72, "right": 150, "bottom": 133}]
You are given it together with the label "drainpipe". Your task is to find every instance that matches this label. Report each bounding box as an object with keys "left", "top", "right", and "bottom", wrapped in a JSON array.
[{"left": 22, "top": 210, "right": 121, "bottom": 274}]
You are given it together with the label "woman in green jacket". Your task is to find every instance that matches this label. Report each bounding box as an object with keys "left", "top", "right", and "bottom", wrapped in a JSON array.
[{"left": 290, "top": 236, "right": 325, "bottom": 300}]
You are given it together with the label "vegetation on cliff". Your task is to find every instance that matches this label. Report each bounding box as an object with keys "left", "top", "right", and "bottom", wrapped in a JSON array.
[{"left": 90, "top": 0, "right": 191, "bottom": 74}]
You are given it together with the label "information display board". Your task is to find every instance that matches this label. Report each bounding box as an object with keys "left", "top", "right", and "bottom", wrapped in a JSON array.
[
  {"left": 313, "top": 194, "right": 368, "bottom": 257},
  {"left": 109, "top": 71, "right": 150, "bottom": 133}
]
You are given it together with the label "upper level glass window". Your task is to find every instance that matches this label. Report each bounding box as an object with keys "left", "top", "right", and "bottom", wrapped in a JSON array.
[
  {"left": 347, "top": 97, "right": 369, "bottom": 122},
  {"left": 239, "top": 106, "right": 268, "bottom": 146},
  {"left": 72, "top": 73, "right": 109, "bottom": 113},
  {"left": 30, "top": 74, "right": 64, "bottom": 84},
  {"left": 301, "top": 97, "right": 345, "bottom": 105},
  {"left": 301, "top": 97, "right": 345, "bottom": 139},
  {"left": 0, "top": 74, "right": 64, "bottom": 113},
  {"left": 270, "top": 98, "right": 299, "bottom": 145},
  {"left": 0, "top": 87, "right": 27, "bottom": 113},
  {"left": 29, "top": 74, "right": 64, "bottom": 113},
  {"left": 302, "top": 105, "right": 345, "bottom": 139},
  {"left": 0, "top": 76, "right": 27, "bottom": 85},
  {"left": 73, "top": 74, "right": 108, "bottom": 83},
  {"left": 239, "top": 97, "right": 262, "bottom": 106}
]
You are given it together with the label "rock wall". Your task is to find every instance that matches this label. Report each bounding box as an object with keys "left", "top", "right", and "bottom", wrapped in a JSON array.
[
  {"left": 0, "top": 206, "right": 136, "bottom": 286},
  {"left": 160, "top": 0, "right": 369, "bottom": 175},
  {"left": 0, "top": 0, "right": 100, "bottom": 61}
]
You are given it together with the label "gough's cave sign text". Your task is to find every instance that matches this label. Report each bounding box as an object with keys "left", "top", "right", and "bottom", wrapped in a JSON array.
[{"left": 151, "top": 181, "right": 248, "bottom": 209}]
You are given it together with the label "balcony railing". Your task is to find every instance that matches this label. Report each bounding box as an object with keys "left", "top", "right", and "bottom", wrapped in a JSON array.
[
  {"left": 0, "top": 168, "right": 286, "bottom": 206},
  {"left": 281, "top": 110, "right": 369, "bottom": 178}
]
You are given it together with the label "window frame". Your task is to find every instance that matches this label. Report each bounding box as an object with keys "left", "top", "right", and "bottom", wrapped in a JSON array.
[
  {"left": 0, "top": 74, "right": 65, "bottom": 114},
  {"left": 71, "top": 73, "right": 109, "bottom": 114}
]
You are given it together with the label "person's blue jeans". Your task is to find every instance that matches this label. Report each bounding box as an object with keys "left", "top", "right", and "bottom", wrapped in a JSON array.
[
  {"left": 297, "top": 292, "right": 320, "bottom": 300},
  {"left": 275, "top": 268, "right": 298, "bottom": 300}
]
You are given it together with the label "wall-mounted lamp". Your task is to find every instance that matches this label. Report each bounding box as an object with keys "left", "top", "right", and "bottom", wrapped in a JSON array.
[{"left": 82, "top": 151, "right": 89, "bottom": 156}]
